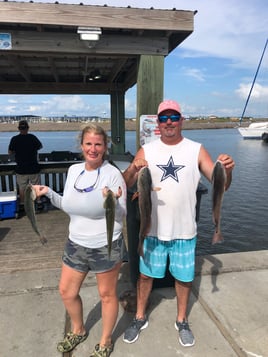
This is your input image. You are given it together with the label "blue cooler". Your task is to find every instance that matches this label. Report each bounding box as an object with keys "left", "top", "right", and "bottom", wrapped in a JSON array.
[{"left": 0, "top": 191, "right": 17, "bottom": 219}]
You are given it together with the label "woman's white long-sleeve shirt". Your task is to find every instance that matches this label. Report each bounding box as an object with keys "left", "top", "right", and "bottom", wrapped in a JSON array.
[{"left": 46, "top": 160, "right": 127, "bottom": 248}]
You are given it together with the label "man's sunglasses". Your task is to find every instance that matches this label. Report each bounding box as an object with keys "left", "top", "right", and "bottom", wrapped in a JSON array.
[{"left": 158, "top": 114, "right": 181, "bottom": 123}]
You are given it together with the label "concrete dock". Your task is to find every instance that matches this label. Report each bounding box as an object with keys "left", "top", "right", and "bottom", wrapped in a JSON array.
[{"left": 0, "top": 210, "right": 268, "bottom": 357}]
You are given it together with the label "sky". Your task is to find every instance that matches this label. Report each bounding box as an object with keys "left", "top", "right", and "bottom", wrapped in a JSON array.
[{"left": 0, "top": 0, "right": 267, "bottom": 118}]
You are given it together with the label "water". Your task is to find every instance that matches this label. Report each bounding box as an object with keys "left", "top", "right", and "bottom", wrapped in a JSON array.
[
  {"left": 1, "top": 128, "right": 268, "bottom": 255},
  {"left": 0, "top": 131, "right": 135, "bottom": 154},
  {"left": 186, "top": 130, "right": 268, "bottom": 256}
]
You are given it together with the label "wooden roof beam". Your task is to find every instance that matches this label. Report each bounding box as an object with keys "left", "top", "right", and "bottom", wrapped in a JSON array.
[
  {"left": 0, "top": 3, "right": 194, "bottom": 32},
  {"left": 0, "top": 81, "right": 126, "bottom": 95},
  {"left": 3, "top": 31, "right": 169, "bottom": 56}
]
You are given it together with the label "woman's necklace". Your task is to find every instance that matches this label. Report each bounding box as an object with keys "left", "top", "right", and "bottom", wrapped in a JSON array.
[{"left": 74, "top": 167, "right": 100, "bottom": 193}]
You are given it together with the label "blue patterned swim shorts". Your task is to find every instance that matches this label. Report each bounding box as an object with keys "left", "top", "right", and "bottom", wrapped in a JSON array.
[{"left": 139, "top": 236, "right": 197, "bottom": 282}]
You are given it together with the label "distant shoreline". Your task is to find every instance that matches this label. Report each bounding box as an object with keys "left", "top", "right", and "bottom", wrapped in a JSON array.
[{"left": 0, "top": 120, "right": 244, "bottom": 132}]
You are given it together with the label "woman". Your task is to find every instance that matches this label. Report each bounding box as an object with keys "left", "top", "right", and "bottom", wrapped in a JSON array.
[{"left": 34, "top": 124, "right": 127, "bottom": 357}]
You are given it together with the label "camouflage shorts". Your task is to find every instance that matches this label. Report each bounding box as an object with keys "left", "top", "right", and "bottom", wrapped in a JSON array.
[{"left": 62, "top": 235, "right": 127, "bottom": 273}]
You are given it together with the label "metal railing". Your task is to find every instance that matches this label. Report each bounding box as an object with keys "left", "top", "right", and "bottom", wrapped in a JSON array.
[
  {"left": 0, "top": 151, "right": 134, "bottom": 194},
  {"left": 0, "top": 162, "right": 73, "bottom": 193}
]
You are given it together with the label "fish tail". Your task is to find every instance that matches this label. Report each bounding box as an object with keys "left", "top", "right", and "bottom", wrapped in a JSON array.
[
  {"left": 103, "top": 189, "right": 116, "bottom": 260},
  {"left": 137, "top": 234, "right": 145, "bottom": 257},
  {"left": 107, "top": 218, "right": 114, "bottom": 259},
  {"left": 40, "top": 236, "right": 48, "bottom": 245}
]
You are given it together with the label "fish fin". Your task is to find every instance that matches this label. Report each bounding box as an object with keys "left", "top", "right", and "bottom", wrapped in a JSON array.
[{"left": 152, "top": 186, "right": 161, "bottom": 192}]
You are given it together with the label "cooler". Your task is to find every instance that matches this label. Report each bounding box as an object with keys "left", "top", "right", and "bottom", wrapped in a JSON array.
[{"left": 0, "top": 191, "right": 17, "bottom": 219}]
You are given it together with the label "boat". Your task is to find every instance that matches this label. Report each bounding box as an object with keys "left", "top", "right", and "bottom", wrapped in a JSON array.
[
  {"left": 238, "top": 122, "right": 268, "bottom": 139},
  {"left": 238, "top": 39, "right": 268, "bottom": 139}
]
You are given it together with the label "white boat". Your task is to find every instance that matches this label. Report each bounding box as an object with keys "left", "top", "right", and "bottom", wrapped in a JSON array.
[{"left": 238, "top": 122, "right": 268, "bottom": 139}]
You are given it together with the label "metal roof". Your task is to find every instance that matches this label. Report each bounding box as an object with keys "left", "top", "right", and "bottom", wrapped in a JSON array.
[{"left": 0, "top": 2, "right": 194, "bottom": 95}]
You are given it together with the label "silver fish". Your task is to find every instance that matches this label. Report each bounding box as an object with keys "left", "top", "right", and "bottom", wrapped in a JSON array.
[
  {"left": 24, "top": 184, "right": 47, "bottom": 245},
  {"left": 103, "top": 188, "right": 116, "bottom": 258},
  {"left": 135, "top": 166, "right": 153, "bottom": 256},
  {"left": 212, "top": 161, "right": 226, "bottom": 244}
]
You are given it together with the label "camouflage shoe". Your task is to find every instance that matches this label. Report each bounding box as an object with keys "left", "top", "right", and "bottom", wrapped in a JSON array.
[
  {"left": 57, "top": 331, "right": 88, "bottom": 353},
  {"left": 89, "top": 343, "right": 114, "bottom": 357}
]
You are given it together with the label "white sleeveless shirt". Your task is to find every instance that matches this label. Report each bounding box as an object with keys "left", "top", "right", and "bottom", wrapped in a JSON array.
[{"left": 143, "top": 137, "right": 201, "bottom": 241}]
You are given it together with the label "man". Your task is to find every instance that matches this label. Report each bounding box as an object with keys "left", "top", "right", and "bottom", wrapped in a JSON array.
[
  {"left": 8, "top": 120, "right": 43, "bottom": 208},
  {"left": 122, "top": 100, "right": 235, "bottom": 347}
]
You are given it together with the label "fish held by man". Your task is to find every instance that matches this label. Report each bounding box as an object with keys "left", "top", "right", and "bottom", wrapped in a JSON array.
[
  {"left": 133, "top": 166, "right": 160, "bottom": 256},
  {"left": 103, "top": 187, "right": 120, "bottom": 258},
  {"left": 212, "top": 160, "right": 227, "bottom": 244},
  {"left": 24, "top": 184, "right": 47, "bottom": 245}
]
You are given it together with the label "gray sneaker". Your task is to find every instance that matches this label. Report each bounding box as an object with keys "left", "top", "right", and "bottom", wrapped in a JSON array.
[
  {"left": 123, "top": 317, "right": 148, "bottom": 343},
  {"left": 175, "top": 320, "right": 195, "bottom": 347}
]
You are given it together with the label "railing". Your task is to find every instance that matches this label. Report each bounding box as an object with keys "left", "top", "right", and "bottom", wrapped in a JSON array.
[
  {"left": 0, "top": 162, "right": 75, "bottom": 193},
  {"left": 0, "top": 151, "right": 134, "bottom": 194},
  {"left": 0, "top": 152, "right": 83, "bottom": 193}
]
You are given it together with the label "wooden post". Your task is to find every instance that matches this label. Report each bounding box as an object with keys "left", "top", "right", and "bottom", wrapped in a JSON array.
[
  {"left": 110, "top": 91, "right": 126, "bottom": 155},
  {"left": 136, "top": 55, "right": 164, "bottom": 150}
]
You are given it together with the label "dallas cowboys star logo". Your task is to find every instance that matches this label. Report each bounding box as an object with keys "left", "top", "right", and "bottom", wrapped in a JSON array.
[{"left": 157, "top": 156, "right": 185, "bottom": 182}]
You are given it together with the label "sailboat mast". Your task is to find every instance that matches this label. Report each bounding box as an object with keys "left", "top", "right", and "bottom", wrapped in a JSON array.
[{"left": 239, "top": 38, "right": 268, "bottom": 124}]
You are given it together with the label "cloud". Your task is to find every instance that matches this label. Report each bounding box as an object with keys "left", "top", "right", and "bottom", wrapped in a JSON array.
[
  {"left": 3, "top": 106, "right": 17, "bottom": 114},
  {"left": 173, "top": 1, "right": 268, "bottom": 69},
  {"left": 36, "top": 95, "right": 101, "bottom": 116},
  {"left": 182, "top": 67, "right": 206, "bottom": 81},
  {"left": 236, "top": 83, "right": 268, "bottom": 101},
  {"left": 27, "top": 105, "right": 42, "bottom": 113},
  {"left": 8, "top": 99, "right": 18, "bottom": 104},
  {"left": 48, "top": 96, "right": 86, "bottom": 111}
]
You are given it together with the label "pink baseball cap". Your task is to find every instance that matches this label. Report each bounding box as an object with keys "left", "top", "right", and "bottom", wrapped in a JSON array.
[{"left": 157, "top": 100, "right": 181, "bottom": 115}]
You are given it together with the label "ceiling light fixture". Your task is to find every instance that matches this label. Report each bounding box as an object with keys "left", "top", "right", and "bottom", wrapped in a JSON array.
[
  {"left": 88, "top": 69, "right": 102, "bottom": 81},
  {"left": 93, "top": 69, "right": 101, "bottom": 80},
  {"left": 77, "top": 27, "right": 102, "bottom": 41}
]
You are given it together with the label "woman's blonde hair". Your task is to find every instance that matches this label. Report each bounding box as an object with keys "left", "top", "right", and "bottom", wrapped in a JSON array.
[{"left": 80, "top": 123, "right": 108, "bottom": 144}]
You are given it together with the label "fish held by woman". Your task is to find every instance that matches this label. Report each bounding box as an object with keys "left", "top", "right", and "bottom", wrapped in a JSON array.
[
  {"left": 103, "top": 186, "right": 121, "bottom": 258},
  {"left": 24, "top": 184, "right": 47, "bottom": 245},
  {"left": 212, "top": 160, "right": 227, "bottom": 244}
]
